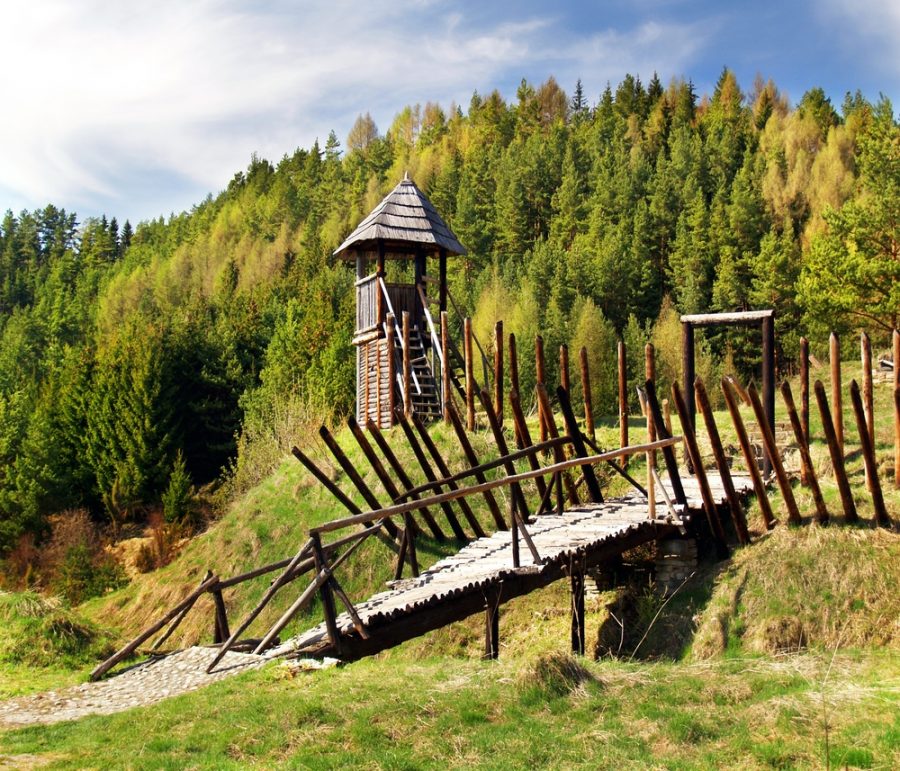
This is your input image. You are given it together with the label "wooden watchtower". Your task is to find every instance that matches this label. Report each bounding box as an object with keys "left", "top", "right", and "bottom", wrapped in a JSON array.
[{"left": 334, "top": 174, "right": 466, "bottom": 428}]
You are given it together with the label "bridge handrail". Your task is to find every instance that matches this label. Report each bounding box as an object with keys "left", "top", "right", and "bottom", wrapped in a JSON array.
[{"left": 311, "top": 435, "right": 683, "bottom": 535}]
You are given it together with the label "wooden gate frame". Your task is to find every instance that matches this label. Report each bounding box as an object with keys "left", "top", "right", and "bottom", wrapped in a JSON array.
[{"left": 681, "top": 310, "right": 775, "bottom": 442}]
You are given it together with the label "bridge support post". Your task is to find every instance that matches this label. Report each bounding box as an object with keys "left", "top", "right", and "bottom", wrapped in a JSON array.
[
  {"left": 570, "top": 565, "right": 585, "bottom": 656},
  {"left": 484, "top": 593, "right": 500, "bottom": 660}
]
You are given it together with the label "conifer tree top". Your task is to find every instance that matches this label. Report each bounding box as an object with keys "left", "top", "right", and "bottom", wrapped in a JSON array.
[{"left": 334, "top": 174, "right": 467, "bottom": 259}]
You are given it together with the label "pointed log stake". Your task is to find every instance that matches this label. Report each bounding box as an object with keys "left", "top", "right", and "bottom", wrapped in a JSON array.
[
  {"left": 579, "top": 346, "right": 595, "bottom": 442},
  {"left": 395, "top": 410, "right": 467, "bottom": 540},
  {"left": 445, "top": 402, "right": 506, "bottom": 530},
  {"left": 780, "top": 381, "right": 829, "bottom": 525},
  {"left": 365, "top": 419, "right": 447, "bottom": 541},
  {"left": 319, "top": 425, "right": 400, "bottom": 538},
  {"left": 747, "top": 383, "right": 802, "bottom": 526},
  {"left": 509, "top": 388, "right": 548, "bottom": 501},
  {"left": 536, "top": 335, "right": 547, "bottom": 442},
  {"left": 412, "top": 413, "right": 485, "bottom": 538},
  {"left": 695, "top": 378, "right": 751, "bottom": 544},
  {"left": 93, "top": 572, "right": 221, "bottom": 681},
  {"left": 535, "top": 383, "right": 580, "bottom": 505},
  {"left": 814, "top": 379, "right": 858, "bottom": 523},
  {"left": 479, "top": 388, "right": 531, "bottom": 520},
  {"left": 559, "top": 344, "right": 570, "bottom": 394},
  {"left": 557, "top": 386, "right": 604, "bottom": 503},
  {"left": 850, "top": 380, "right": 891, "bottom": 527},
  {"left": 721, "top": 378, "right": 776, "bottom": 529},
  {"left": 206, "top": 539, "right": 314, "bottom": 673},
  {"left": 671, "top": 383, "right": 729, "bottom": 556},
  {"left": 830, "top": 332, "right": 844, "bottom": 455}
]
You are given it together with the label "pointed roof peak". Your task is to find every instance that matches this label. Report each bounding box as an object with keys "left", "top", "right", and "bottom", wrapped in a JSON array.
[{"left": 334, "top": 175, "right": 467, "bottom": 258}]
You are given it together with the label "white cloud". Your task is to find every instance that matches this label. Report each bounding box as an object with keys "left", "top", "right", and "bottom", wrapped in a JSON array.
[{"left": 0, "top": 1, "right": 713, "bottom": 222}]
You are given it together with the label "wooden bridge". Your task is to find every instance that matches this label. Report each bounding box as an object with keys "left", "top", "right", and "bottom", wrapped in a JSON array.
[{"left": 90, "top": 378, "right": 759, "bottom": 680}]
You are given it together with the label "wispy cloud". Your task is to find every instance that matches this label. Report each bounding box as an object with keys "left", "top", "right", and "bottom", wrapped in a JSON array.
[{"left": 0, "top": 1, "right": 714, "bottom": 222}]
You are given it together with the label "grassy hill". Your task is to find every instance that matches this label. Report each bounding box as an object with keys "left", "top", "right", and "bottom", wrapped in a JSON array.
[{"left": 0, "top": 364, "right": 898, "bottom": 767}]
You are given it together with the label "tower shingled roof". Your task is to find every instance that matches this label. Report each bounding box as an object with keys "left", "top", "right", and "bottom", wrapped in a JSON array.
[{"left": 334, "top": 174, "right": 467, "bottom": 258}]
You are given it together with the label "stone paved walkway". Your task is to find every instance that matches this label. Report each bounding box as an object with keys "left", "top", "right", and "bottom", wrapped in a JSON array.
[{"left": 0, "top": 647, "right": 266, "bottom": 729}]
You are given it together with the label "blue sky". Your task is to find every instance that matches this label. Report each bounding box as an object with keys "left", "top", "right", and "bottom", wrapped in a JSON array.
[{"left": 1, "top": 0, "right": 897, "bottom": 227}]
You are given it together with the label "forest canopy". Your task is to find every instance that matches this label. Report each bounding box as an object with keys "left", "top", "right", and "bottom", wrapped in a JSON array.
[{"left": 0, "top": 69, "right": 896, "bottom": 552}]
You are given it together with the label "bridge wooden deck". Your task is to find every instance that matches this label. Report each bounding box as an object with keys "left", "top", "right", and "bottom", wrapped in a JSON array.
[{"left": 271, "top": 474, "right": 752, "bottom": 661}]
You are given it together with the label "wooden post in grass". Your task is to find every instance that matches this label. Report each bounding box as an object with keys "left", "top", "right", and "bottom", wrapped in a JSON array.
[
  {"left": 618, "top": 340, "right": 628, "bottom": 460},
  {"left": 830, "top": 332, "right": 843, "bottom": 455},
  {"left": 747, "top": 383, "right": 802, "bottom": 526},
  {"left": 485, "top": 593, "right": 500, "bottom": 660},
  {"left": 722, "top": 378, "right": 776, "bottom": 530},
  {"left": 570, "top": 563, "right": 586, "bottom": 656},
  {"left": 494, "top": 320, "right": 503, "bottom": 426},
  {"left": 560, "top": 344, "right": 570, "bottom": 394},
  {"left": 536, "top": 335, "right": 547, "bottom": 442},
  {"left": 780, "top": 381, "right": 828, "bottom": 525},
  {"left": 464, "top": 317, "right": 475, "bottom": 430},
  {"left": 580, "top": 346, "right": 595, "bottom": 442},
  {"left": 696, "top": 378, "right": 751, "bottom": 544},
  {"left": 850, "top": 380, "right": 891, "bottom": 527},
  {"left": 800, "top": 336, "right": 810, "bottom": 483},
  {"left": 814, "top": 380, "right": 858, "bottom": 523}
]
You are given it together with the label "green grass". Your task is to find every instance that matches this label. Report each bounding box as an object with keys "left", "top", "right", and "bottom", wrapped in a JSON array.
[{"left": 0, "top": 650, "right": 896, "bottom": 769}]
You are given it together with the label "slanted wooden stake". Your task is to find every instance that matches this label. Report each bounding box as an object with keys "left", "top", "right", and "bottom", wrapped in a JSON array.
[
  {"left": 814, "top": 380, "right": 858, "bottom": 523},
  {"left": 722, "top": 378, "right": 776, "bottom": 530},
  {"left": 366, "top": 419, "right": 447, "bottom": 541},
  {"left": 464, "top": 317, "right": 475, "bottom": 430},
  {"left": 509, "top": 388, "right": 548, "bottom": 501},
  {"left": 695, "top": 378, "right": 751, "bottom": 544},
  {"left": 672, "top": 383, "right": 729, "bottom": 557},
  {"left": 479, "top": 388, "right": 533, "bottom": 521},
  {"left": 580, "top": 346, "right": 595, "bottom": 442},
  {"left": 747, "top": 383, "right": 802, "bottom": 526},
  {"left": 412, "top": 414, "right": 485, "bottom": 538},
  {"left": 644, "top": 380, "right": 687, "bottom": 508},
  {"left": 850, "top": 380, "right": 891, "bottom": 527},
  {"left": 830, "top": 332, "right": 843, "bottom": 455},
  {"left": 618, "top": 340, "right": 628, "bottom": 462},
  {"left": 557, "top": 386, "right": 603, "bottom": 503},
  {"left": 536, "top": 383, "right": 579, "bottom": 505},
  {"left": 494, "top": 320, "right": 504, "bottom": 425},
  {"left": 780, "top": 381, "right": 828, "bottom": 525},
  {"left": 445, "top": 402, "right": 506, "bottom": 529},
  {"left": 559, "top": 344, "right": 570, "bottom": 394},
  {"left": 536, "top": 334, "right": 547, "bottom": 442}
]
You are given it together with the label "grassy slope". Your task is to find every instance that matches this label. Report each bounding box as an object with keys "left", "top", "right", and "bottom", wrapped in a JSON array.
[{"left": 1, "top": 362, "right": 897, "bottom": 766}]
